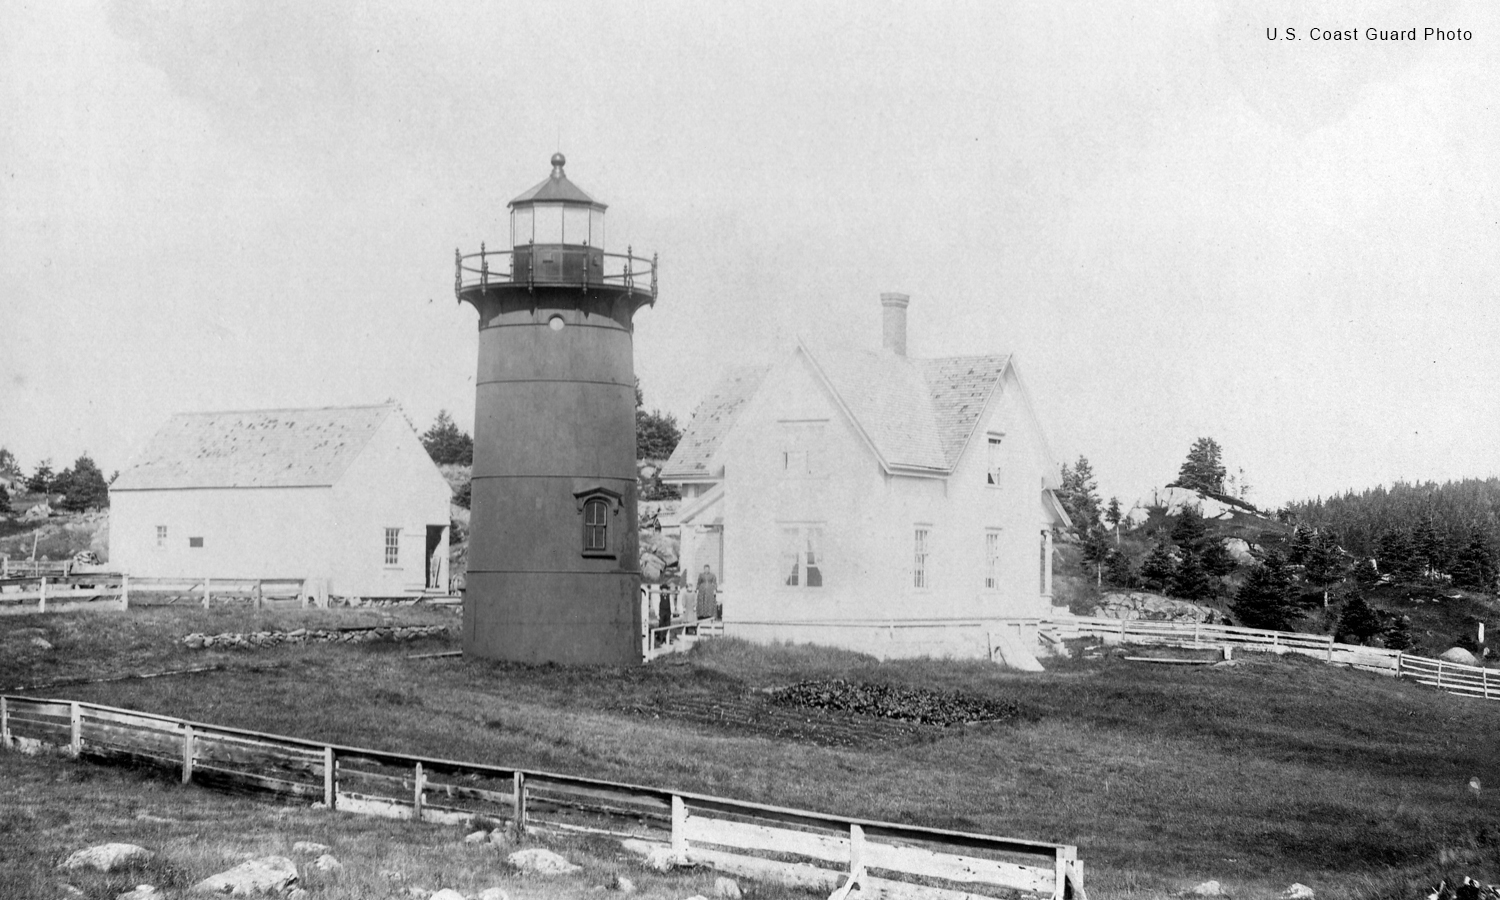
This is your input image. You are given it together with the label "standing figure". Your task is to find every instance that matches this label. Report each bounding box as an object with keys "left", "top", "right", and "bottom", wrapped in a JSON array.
[{"left": 696, "top": 564, "right": 719, "bottom": 621}]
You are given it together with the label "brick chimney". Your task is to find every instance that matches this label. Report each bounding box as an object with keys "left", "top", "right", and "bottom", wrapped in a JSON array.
[{"left": 881, "top": 292, "right": 910, "bottom": 356}]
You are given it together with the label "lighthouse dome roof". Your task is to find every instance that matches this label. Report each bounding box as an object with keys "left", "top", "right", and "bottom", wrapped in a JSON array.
[{"left": 509, "top": 153, "right": 607, "bottom": 210}]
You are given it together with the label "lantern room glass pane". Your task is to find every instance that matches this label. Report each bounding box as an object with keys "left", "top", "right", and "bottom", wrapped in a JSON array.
[
  {"left": 590, "top": 209, "right": 605, "bottom": 249},
  {"left": 532, "top": 204, "right": 564, "bottom": 244},
  {"left": 563, "top": 206, "right": 590, "bottom": 245},
  {"left": 511, "top": 207, "right": 533, "bottom": 247}
]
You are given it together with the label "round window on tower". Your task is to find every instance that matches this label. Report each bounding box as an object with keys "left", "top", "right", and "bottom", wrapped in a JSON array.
[{"left": 548, "top": 315, "right": 566, "bottom": 331}]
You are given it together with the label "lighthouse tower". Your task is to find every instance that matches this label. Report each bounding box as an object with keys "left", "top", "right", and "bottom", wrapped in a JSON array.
[{"left": 455, "top": 154, "right": 656, "bottom": 665}]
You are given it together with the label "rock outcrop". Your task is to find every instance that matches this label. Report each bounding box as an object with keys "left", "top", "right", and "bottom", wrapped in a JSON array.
[{"left": 1091, "top": 592, "right": 1221, "bottom": 624}]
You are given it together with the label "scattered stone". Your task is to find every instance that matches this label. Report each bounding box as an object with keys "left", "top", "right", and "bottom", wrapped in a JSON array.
[
  {"left": 31, "top": 637, "right": 54, "bottom": 651},
  {"left": 1191, "top": 881, "right": 1225, "bottom": 896},
  {"left": 465, "top": 830, "right": 489, "bottom": 843},
  {"left": 381, "top": 870, "right": 407, "bottom": 882},
  {"left": 189, "top": 855, "right": 299, "bottom": 896},
  {"left": 291, "top": 841, "right": 330, "bottom": 856},
  {"left": 1091, "top": 592, "right": 1220, "bottom": 624},
  {"left": 642, "top": 847, "right": 678, "bottom": 872},
  {"left": 613, "top": 874, "right": 636, "bottom": 894},
  {"left": 714, "top": 876, "right": 742, "bottom": 899},
  {"left": 405, "top": 888, "right": 430, "bottom": 899},
  {"left": 477, "top": 889, "right": 509, "bottom": 900},
  {"left": 430, "top": 891, "right": 468, "bottom": 900},
  {"left": 1439, "top": 647, "right": 1480, "bottom": 666},
  {"left": 60, "top": 843, "right": 156, "bottom": 873},
  {"left": 684, "top": 895, "right": 711, "bottom": 900},
  {"left": 1281, "top": 884, "right": 1315, "bottom": 900},
  {"left": 56, "top": 885, "right": 85, "bottom": 899},
  {"left": 312, "top": 854, "right": 343, "bottom": 873},
  {"left": 508, "top": 848, "right": 582, "bottom": 876},
  {"left": 488, "top": 828, "right": 515, "bottom": 848},
  {"left": 115, "top": 886, "right": 164, "bottom": 900}
]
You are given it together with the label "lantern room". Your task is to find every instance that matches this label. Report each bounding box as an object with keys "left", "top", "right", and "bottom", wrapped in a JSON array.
[{"left": 509, "top": 153, "right": 607, "bottom": 286}]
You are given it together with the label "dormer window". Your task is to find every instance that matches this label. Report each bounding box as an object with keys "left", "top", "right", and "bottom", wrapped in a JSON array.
[{"left": 574, "top": 487, "right": 623, "bottom": 558}]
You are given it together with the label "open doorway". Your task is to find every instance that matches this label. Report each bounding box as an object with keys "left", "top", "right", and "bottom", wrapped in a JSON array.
[{"left": 425, "top": 525, "right": 445, "bottom": 592}]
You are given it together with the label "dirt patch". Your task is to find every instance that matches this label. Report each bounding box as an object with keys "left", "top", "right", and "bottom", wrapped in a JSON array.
[
  {"left": 768, "top": 679, "right": 1027, "bottom": 726},
  {"left": 618, "top": 690, "right": 929, "bottom": 748}
]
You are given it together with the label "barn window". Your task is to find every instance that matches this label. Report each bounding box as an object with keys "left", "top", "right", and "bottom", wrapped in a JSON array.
[
  {"left": 984, "top": 529, "right": 1001, "bottom": 590},
  {"left": 156, "top": 526, "right": 167, "bottom": 548},
  {"left": 384, "top": 528, "right": 401, "bottom": 566},
  {"left": 986, "top": 435, "right": 1004, "bottom": 486},
  {"left": 779, "top": 525, "right": 824, "bottom": 588},
  {"left": 189, "top": 537, "right": 204, "bottom": 548},
  {"left": 913, "top": 527, "right": 931, "bottom": 589},
  {"left": 583, "top": 498, "right": 609, "bottom": 553}
]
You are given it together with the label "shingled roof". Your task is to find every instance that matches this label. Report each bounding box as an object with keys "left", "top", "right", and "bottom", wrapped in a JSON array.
[
  {"left": 661, "top": 366, "right": 771, "bottom": 481},
  {"left": 663, "top": 348, "right": 1014, "bottom": 480},
  {"left": 111, "top": 405, "right": 398, "bottom": 491}
]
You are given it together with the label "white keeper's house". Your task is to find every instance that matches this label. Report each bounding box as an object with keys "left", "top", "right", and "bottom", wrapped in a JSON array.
[
  {"left": 662, "top": 294, "right": 1071, "bottom": 664},
  {"left": 109, "top": 404, "right": 452, "bottom": 598}
]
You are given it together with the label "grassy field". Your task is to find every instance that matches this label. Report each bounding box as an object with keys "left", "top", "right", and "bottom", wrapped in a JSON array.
[{"left": 3, "top": 606, "right": 1499, "bottom": 900}]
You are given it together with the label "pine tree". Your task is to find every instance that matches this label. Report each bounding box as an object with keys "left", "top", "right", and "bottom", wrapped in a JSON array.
[
  {"left": 1059, "top": 455, "right": 1102, "bottom": 534},
  {"left": 0, "top": 483, "right": 10, "bottom": 515},
  {"left": 420, "top": 411, "right": 474, "bottom": 466},
  {"left": 0, "top": 447, "right": 20, "bottom": 481},
  {"left": 1288, "top": 524, "right": 1314, "bottom": 566},
  {"left": 635, "top": 378, "right": 682, "bottom": 460},
  {"left": 1231, "top": 551, "right": 1300, "bottom": 631},
  {"left": 1105, "top": 497, "right": 1123, "bottom": 529},
  {"left": 1383, "top": 615, "right": 1414, "bottom": 651},
  {"left": 1333, "top": 592, "right": 1385, "bottom": 645},
  {"left": 1376, "top": 530, "right": 1419, "bottom": 582},
  {"left": 1170, "top": 551, "right": 1213, "bottom": 601},
  {"left": 1451, "top": 530, "right": 1498, "bottom": 594},
  {"left": 1170, "top": 505, "right": 1209, "bottom": 554},
  {"left": 1140, "top": 541, "right": 1176, "bottom": 593},
  {"left": 56, "top": 455, "right": 109, "bottom": 511},
  {"left": 1104, "top": 549, "right": 1135, "bottom": 588},
  {"left": 1080, "top": 526, "right": 1111, "bottom": 586},
  {"left": 26, "top": 461, "right": 53, "bottom": 495},
  {"left": 1171, "top": 437, "right": 1227, "bottom": 495},
  {"left": 1303, "top": 529, "right": 1347, "bottom": 588}
]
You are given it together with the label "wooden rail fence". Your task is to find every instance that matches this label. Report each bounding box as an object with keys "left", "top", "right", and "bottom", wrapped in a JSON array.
[
  {"left": 0, "top": 696, "right": 1083, "bottom": 900},
  {"left": 0, "top": 575, "right": 327, "bottom": 614},
  {"left": 1045, "top": 616, "right": 1498, "bottom": 701}
]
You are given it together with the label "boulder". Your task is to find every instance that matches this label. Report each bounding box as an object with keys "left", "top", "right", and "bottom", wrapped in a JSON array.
[
  {"left": 290, "top": 842, "right": 330, "bottom": 856},
  {"left": 612, "top": 875, "right": 636, "bottom": 894},
  {"left": 115, "top": 887, "right": 164, "bottom": 900},
  {"left": 714, "top": 876, "right": 742, "bottom": 899},
  {"left": 642, "top": 847, "right": 678, "bottom": 872},
  {"left": 1191, "top": 881, "right": 1225, "bottom": 896},
  {"left": 1439, "top": 647, "right": 1479, "bottom": 666},
  {"left": 507, "top": 848, "right": 582, "bottom": 876},
  {"left": 430, "top": 891, "right": 468, "bottom": 900},
  {"left": 189, "top": 856, "right": 299, "bottom": 896},
  {"left": 60, "top": 843, "right": 155, "bottom": 873},
  {"left": 464, "top": 830, "right": 489, "bottom": 843},
  {"left": 477, "top": 889, "right": 510, "bottom": 900},
  {"left": 1281, "top": 884, "right": 1314, "bottom": 900},
  {"left": 1224, "top": 538, "right": 1255, "bottom": 564},
  {"left": 312, "top": 854, "right": 342, "bottom": 873},
  {"left": 488, "top": 829, "right": 515, "bottom": 848},
  {"left": 31, "top": 637, "right": 54, "bottom": 651}
]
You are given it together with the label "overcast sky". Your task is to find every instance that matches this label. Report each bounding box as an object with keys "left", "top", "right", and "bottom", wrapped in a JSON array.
[{"left": 3, "top": 0, "right": 1496, "bottom": 509}]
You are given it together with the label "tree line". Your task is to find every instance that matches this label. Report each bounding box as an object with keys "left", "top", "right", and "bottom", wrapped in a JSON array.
[{"left": 0, "top": 448, "right": 112, "bottom": 513}]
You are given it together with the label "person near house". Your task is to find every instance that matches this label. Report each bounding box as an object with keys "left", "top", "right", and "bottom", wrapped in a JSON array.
[{"left": 696, "top": 564, "right": 719, "bottom": 620}]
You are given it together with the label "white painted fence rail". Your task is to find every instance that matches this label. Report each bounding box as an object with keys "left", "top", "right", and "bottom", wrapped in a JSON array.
[
  {"left": 1044, "top": 616, "right": 1496, "bottom": 701},
  {"left": 1, "top": 696, "right": 1085, "bottom": 900}
]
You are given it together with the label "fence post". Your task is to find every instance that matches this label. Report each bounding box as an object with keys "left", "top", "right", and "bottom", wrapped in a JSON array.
[
  {"left": 1326, "top": 635, "right": 1334, "bottom": 663},
  {"left": 1, "top": 696, "right": 10, "bottom": 748},
  {"left": 254, "top": 581, "right": 263, "bottom": 611},
  {"left": 69, "top": 702, "right": 81, "bottom": 757},
  {"left": 202, "top": 578, "right": 211, "bottom": 609},
  {"left": 671, "top": 795, "right": 688, "bottom": 864},
  {"left": 119, "top": 573, "right": 130, "bottom": 611},
  {"left": 413, "top": 762, "right": 425, "bottom": 822},
  {"left": 39, "top": 576, "right": 47, "bottom": 613},
  {"left": 849, "top": 823, "right": 865, "bottom": 879},
  {"left": 1437, "top": 661, "right": 1444, "bottom": 691},
  {"left": 182, "top": 725, "right": 194, "bottom": 784},
  {"left": 512, "top": 772, "right": 526, "bottom": 832},
  {"left": 324, "top": 746, "right": 336, "bottom": 808}
]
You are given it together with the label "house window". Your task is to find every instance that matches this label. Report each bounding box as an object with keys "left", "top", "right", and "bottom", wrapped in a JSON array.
[
  {"left": 384, "top": 528, "right": 401, "bottom": 566},
  {"left": 779, "top": 421, "right": 827, "bottom": 478},
  {"left": 986, "top": 435, "right": 1004, "bottom": 486},
  {"left": 156, "top": 526, "right": 167, "bottom": 548},
  {"left": 583, "top": 498, "right": 609, "bottom": 553},
  {"left": 913, "top": 527, "right": 931, "bottom": 589},
  {"left": 985, "top": 529, "right": 1001, "bottom": 590},
  {"left": 189, "top": 536, "right": 204, "bottom": 549},
  {"left": 779, "top": 525, "right": 824, "bottom": 588}
]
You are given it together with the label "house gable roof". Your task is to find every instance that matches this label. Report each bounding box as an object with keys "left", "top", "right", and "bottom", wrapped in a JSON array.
[
  {"left": 111, "top": 405, "right": 399, "bottom": 491},
  {"left": 661, "top": 365, "right": 771, "bottom": 481}
]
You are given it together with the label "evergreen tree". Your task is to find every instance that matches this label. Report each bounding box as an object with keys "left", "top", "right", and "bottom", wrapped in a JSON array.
[
  {"left": 1412, "top": 514, "right": 1447, "bottom": 578},
  {"left": 1303, "top": 529, "right": 1347, "bottom": 588},
  {"left": 1169, "top": 551, "right": 1213, "bottom": 601},
  {"left": 0, "top": 447, "right": 20, "bottom": 481},
  {"left": 1080, "top": 526, "right": 1111, "bottom": 585},
  {"left": 57, "top": 455, "right": 110, "bottom": 511},
  {"left": 1288, "top": 524, "right": 1314, "bottom": 566},
  {"left": 1170, "top": 505, "right": 1209, "bottom": 553},
  {"left": 1451, "top": 530, "right": 1498, "bottom": 594},
  {"left": 0, "top": 483, "right": 10, "bottom": 515},
  {"left": 1140, "top": 541, "right": 1176, "bottom": 592},
  {"left": 420, "top": 411, "right": 474, "bottom": 466},
  {"left": 1376, "top": 530, "right": 1420, "bottom": 582},
  {"left": 1231, "top": 550, "right": 1300, "bottom": 631},
  {"left": 26, "top": 460, "right": 53, "bottom": 495},
  {"left": 1105, "top": 497, "right": 1123, "bottom": 529},
  {"left": 635, "top": 379, "right": 682, "bottom": 460},
  {"left": 1200, "top": 538, "right": 1238, "bottom": 578},
  {"left": 1333, "top": 592, "right": 1386, "bottom": 645},
  {"left": 1058, "top": 455, "right": 1102, "bottom": 534},
  {"left": 1171, "top": 437, "right": 1227, "bottom": 495},
  {"left": 1383, "top": 615, "right": 1414, "bottom": 651},
  {"left": 1104, "top": 549, "right": 1136, "bottom": 588}
]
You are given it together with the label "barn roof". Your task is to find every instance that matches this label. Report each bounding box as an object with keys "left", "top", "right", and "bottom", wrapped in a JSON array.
[
  {"left": 661, "top": 365, "right": 771, "bottom": 481},
  {"left": 111, "top": 405, "right": 399, "bottom": 491}
]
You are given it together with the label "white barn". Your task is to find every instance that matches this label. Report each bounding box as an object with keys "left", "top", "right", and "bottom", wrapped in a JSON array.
[
  {"left": 109, "top": 404, "right": 452, "bottom": 598},
  {"left": 662, "top": 294, "right": 1071, "bottom": 663}
]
